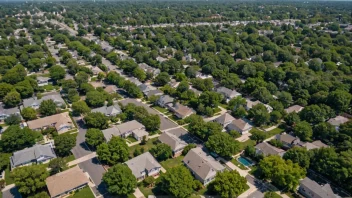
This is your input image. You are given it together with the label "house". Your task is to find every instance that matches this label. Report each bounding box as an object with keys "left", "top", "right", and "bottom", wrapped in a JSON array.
[
  {"left": 156, "top": 56, "right": 168, "bottom": 63},
  {"left": 139, "top": 84, "right": 156, "bottom": 95},
  {"left": 46, "top": 166, "right": 90, "bottom": 198},
  {"left": 89, "top": 81, "right": 105, "bottom": 89},
  {"left": 10, "top": 143, "right": 56, "bottom": 169},
  {"left": 102, "top": 120, "right": 148, "bottom": 141},
  {"left": 285, "top": 105, "right": 304, "bottom": 114},
  {"left": 104, "top": 85, "right": 118, "bottom": 94},
  {"left": 37, "top": 77, "right": 50, "bottom": 86},
  {"left": 158, "top": 132, "right": 188, "bottom": 157},
  {"left": 145, "top": 89, "right": 163, "bottom": 98},
  {"left": 167, "top": 103, "right": 194, "bottom": 119},
  {"left": 297, "top": 140, "right": 329, "bottom": 150},
  {"left": 216, "top": 87, "right": 241, "bottom": 100},
  {"left": 183, "top": 147, "right": 226, "bottom": 185},
  {"left": 195, "top": 72, "right": 212, "bottom": 79},
  {"left": 157, "top": 95, "right": 174, "bottom": 108},
  {"left": 226, "top": 118, "right": 253, "bottom": 134},
  {"left": 255, "top": 142, "right": 285, "bottom": 157},
  {"left": 85, "top": 65, "right": 103, "bottom": 75},
  {"left": 213, "top": 113, "right": 235, "bottom": 128},
  {"left": 327, "top": 116, "right": 349, "bottom": 130},
  {"left": 0, "top": 105, "right": 22, "bottom": 121},
  {"left": 190, "top": 87, "right": 202, "bottom": 96},
  {"left": 129, "top": 77, "right": 142, "bottom": 86},
  {"left": 27, "top": 112, "right": 74, "bottom": 134},
  {"left": 138, "top": 63, "right": 161, "bottom": 77},
  {"left": 299, "top": 177, "right": 339, "bottom": 198},
  {"left": 125, "top": 152, "right": 162, "bottom": 181},
  {"left": 276, "top": 133, "right": 300, "bottom": 148},
  {"left": 245, "top": 99, "right": 273, "bottom": 113},
  {"left": 22, "top": 92, "right": 65, "bottom": 110},
  {"left": 91, "top": 104, "right": 122, "bottom": 116}
]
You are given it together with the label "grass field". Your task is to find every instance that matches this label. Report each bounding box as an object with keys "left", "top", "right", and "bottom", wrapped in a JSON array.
[
  {"left": 153, "top": 106, "right": 168, "bottom": 113},
  {"left": 5, "top": 168, "right": 14, "bottom": 185},
  {"left": 128, "top": 139, "right": 156, "bottom": 157},
  {"left": 160, "top": 156, "right": 184, "bottom": 171},
  {"left": 69, "top": 186, "right": 95, "bottom": 198}
]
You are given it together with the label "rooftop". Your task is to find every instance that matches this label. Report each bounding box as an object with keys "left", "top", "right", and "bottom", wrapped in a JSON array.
[
  {"left": 125, "top": 152, "right": 161, "bottom": 178},
  {"left": 158, "top": 132, "right": 188, "bottom": 151}
]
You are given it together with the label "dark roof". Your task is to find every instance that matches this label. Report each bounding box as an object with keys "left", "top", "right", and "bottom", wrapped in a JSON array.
[{"left": 300, "top": 177, "right": 337, "bottom": 198}]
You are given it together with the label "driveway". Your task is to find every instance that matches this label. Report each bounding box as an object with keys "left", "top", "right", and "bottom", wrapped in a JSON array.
[
  {"left": 71, "top": 118, "right": 91, "bottom": 159},
  {"left": 120, "top": 99, "right": 178, "bottom": 130}
]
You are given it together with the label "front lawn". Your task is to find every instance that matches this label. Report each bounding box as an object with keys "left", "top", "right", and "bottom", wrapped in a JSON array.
[
  {"left": 128, "top": 139, "right": 157, "bottom": 158},
  {"left": 239, "top": 139, "right": 256, "bottom": 150},
  {"left": 153, "top": 106, "right": 168, "bottom": 113},
  {"left": 266, "top": 127, "right": 285, "bottom": 138},
  {"left": 69, "top": 186, "right": 95, "bottom": 198},
  {"left": 160, "top": 156, "right": 184, "bottom": 171},
  {"left": 168, "top": 115, "right": 181, "bottom": 121},
  {"left": 138, "top": 185, "right": 154, "bottom": 197},
  {"left": 5, "top": 168, "right": 14, "bottom": 185}
]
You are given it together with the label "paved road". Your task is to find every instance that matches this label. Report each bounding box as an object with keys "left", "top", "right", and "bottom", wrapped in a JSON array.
[
  {"left": 71, "top": 118, "right": 91, "bottom": 158},
  {"left": 120, "top": 98, "right": 178, "bottom": 130}
]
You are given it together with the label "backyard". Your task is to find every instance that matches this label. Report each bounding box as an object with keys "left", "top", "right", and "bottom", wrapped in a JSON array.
[
  {"left": 160, "top": 156, "right": 184, "bottom": 171},
  {"left": 68, "top": 186, "right": 95, "bottom": 198},
  {"left": 128, "top": 139, "right": 157, "bottom": 157}
]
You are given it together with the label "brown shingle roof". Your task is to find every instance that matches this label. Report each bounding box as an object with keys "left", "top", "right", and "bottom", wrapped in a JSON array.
[
  {"left": 27, "top": 112, "right": 72, "bottom": 131},
  {"left": 46, "top": 166, "right": 89, "bottom": 198}
]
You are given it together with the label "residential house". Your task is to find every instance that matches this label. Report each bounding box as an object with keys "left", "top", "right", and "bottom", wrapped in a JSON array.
[
  {"left": 327, "top": 116, "right": 349, "bottom": 131},
  {"left": 276, "top": 133, "right": 300, "bottom": 148},
  {"left": 138, "top": 63, "right": 160, "bottom": 77},
  {"left": 299, "top": 177, "right": 339, "bottom": 198},
  {"left": 129, "top": 77, "right": 142, "bottom": 86},
  {"left": 245, "top": 99, "right": 273, "bottom": 113},
  {"left": 167, "top": 103, "right": 194, "bottom": 119},
  {"left": 158, "top": 132, "right": 188, "bottom": 157},
  {"left": 216, "top": 87, "right": 241, "bottom": 100},
  {"left": 145, "top": 89, "right": 163, "bottom": 98},
  {"left": 27, "top": 112, "right": 74, "bottom": 134},
  {"left": 22, "top": 92, "right": 65, "bottom": 110},
  {"left": 91, "top": 104, "right": 122, "bottom": 117},
  {"left": 255, "top": 142, "right": 285, "bottom": 157},
  {"left": 285, "top": 105, "right": 304, "bottom": 114},
  {"left": 125, "top": 152, "right": 162, "bottom": 181},
  {"left": 139, "top": 84, "right": 156, "bottom": 95},
  {"left": 46, "top": 166, "right": 90, "bottom": 198},
  {"left": 157, "top": 95, "right": 174, "bottom": 108},
  {"left": 297, "top": 140, "right": 329, "bottom": 150},
  {"left": 10, "top": 143, "right": 56, "bottom": 169},
  {"left": 213, "top": 113, "right": 235, "bottom": 128},
  {"left": 89, "top": 81, "right": 105, "bottom": 89},
  {"left": 104, "top": 85, "right": 118, "bottom": 94},
  {"left": 226, "top": 118, "right": 253, "bottom": 134},
  {"left": 102, "top": 120, "right": 148, "bottom": 141},
  {"left": 86, "top": 65, "right": 103, "bottom": 75},
  {"left": 156, "top": 56, "right": 167, "bottom": 63},
  {"left": 37, "top": 77, "right": 50, "bottom": 87},
  {"left": 183, "top": 147, "right": 226, "bottom": 185},
  {"left": 195, "top": 72, "right": 212, "bottom": 79},
  {"left": 190, "top": 87, "right": 202, "bottom": 96},
  {"left": 0, "top": 105, "right": 22, "bottom": 121}
]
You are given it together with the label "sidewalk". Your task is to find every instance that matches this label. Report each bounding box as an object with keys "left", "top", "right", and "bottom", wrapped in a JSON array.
[
  {"left": 67, "top": 152, "right": 97, "bottom": 167},
  {"left": 133, "top": 187, "right": 145, "bottom": 198}
]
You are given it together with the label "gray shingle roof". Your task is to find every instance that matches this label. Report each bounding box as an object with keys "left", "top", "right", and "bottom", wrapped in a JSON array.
[
  {"left": 300, "top": 177, "right": 337, "bottom": 198},
  {"left": 183, "top": 147, "right": 225, "bottom": 181},
  {"left": 10, "top": 144, "right": 56, "bottom": 168},
  {"left": 125, "top": 152, "right": 161, "bottom": 178},
  {"left": 102, "top": 120, "right": 145, "bottom": 141},
  {"left": 158, "top": 132, "right": 188, "bottom": 151},
  {"left": 22, "top": 92, "right": 64, "bottom": 108},
  {"left": 255, "top": 142, "right": 285, "bottom": 156},
  {"left": 91, "top": 104, "right": 121, "bottom": 116},
  {"left": 213, "top": 113, "right": 235, "bottom": 126}
]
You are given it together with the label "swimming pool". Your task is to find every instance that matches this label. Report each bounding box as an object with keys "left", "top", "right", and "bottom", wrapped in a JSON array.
[{"left": 237, "top": 157, "right": 253, "bottom": 166}]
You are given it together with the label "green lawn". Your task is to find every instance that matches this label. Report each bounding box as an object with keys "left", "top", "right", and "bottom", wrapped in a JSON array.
[
  {"left": 153, "top": 106, "right": 168, "bottom": 113},
  {"left": 128, "top": 139, "right": 156, "bottom": 157},
  {"left": 5, "top": 168, "right": 14, "bottom": 185},
  {"left": 126, "top": 136, "right": 138, "bottom": 143},
  {"left": 160, "top": 156, "right": 184, "bottom": 171},
  {"left": 168, "top": 115, "right": 181, "bottom": 121},
  {"left": 138, "top": 185, "right": 154, "bottom": 196},
  {"left": 69, "top": 186, "right": 95, "bottom": 198},
  {"left": 239, "top": 139, "right": 256, "bottom": 150},
  {"left": 64, "top": 155, "right": 76, "bottom": 163},
  {"left": 43, "top": 84, "right": 59, "bottom": 91},
  {"left": 265, "top": 127, "right": 285, "bottom": 138}
]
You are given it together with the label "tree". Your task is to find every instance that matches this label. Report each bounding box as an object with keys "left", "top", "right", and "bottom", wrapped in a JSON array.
[
  {"left": 159, "top": 166, "right": 197, "bottom": 198},
  {"left": 5, "top": 114, "right": 21, "bottom": 125},
  {"left": 258, "top": 155, "right": 306, "bottom": 191},
  {"left": 49, "top": 65, "right": 65, "bottom": 81},
  {"left": 299, "top": 105, "right": 332, "bottom": 124},
  {"left": 85, "top": 128, "right": 105, "bottom": 148},
  {"left": 154, "top": 72, "right": 170, "bottom": 86},
  {"left": 210, "top": 170, "right": 248, "bottom": 198},
  {"left": 86, "top": 91, "right": 106, "bottom": 108},
  {"left": 15, "top": 80, "right": 34, "bottom": 98},
  {"left": 39, "top": 99, "right": 57, "bottom": 116},
  {"left": 48, "top": 158, "right": 67, "bottom": 174},
  {"left": 61, "top": 79, "right": 77, "bottom": 92},
  {"left": 103, "top": 164, "right": 137, "bottom": 196},
  {"left": 21, "top": 107, "right": 37, "bottom": 120},
  {"left": 283, "top": 147, "right": 310, "bottom": 169},
  {"left": 54, "top": 133, "right": 76, "bottom": 157},
  {"left": 67, "top": 88, "right": 80, "bottom": 102},
  {"left": 278, "top": 91, "right": 292, "bottom": 108},
  {"left": 250, "top": 129, "right": 266, "bottom": 144},
  {"left": 84, "top": 112, "right": 109, "bottom": 129},
  {"left": 327, "top": 90, "right": 352, "bottom": 112},
  {"left": 142, "top": 114, "right": 161, "bottom": 131},
  {"left": 150, "top": 143, "right": 172, "bottom": 161},
  {"left": 74, "top": 71, "right": 89, "bottom": 86},
  {"left": 284, "top": 112, "right": 300, "bottom": 126},
  {"left": 0, "top": 153, "right": 10, "bottom": 172},
  {"left": 3, "top": 91, "right": 21, "bottom": 107},
  {"left": 293, "top": 121, "right": 313, "bottom": 141},
  {"left": 205, "top": 133, "right": 240, "bottom": 158},
  {"left": 248, "top": 104, "right": 270, "bottom": 126},
  {"left": 12, "top": 165, "right": 49, "bottom": 195},
  {"left": 97, "top": 136, "right": 129, "bottom": 165},
  {"left": 182, "top": 143, "right": 197, "bottom": 155},
  {"left": 72, "top": 101, "right": 91, "bottom": 115},
  {"left": 2, "top": 64, "right": 27, "bottom": 84},
  {"left": 0, "top": 83, "right": 13, "bottom": 99},
  {"left": 0, "top": 126, "right": 36, "bottom": 152}
]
